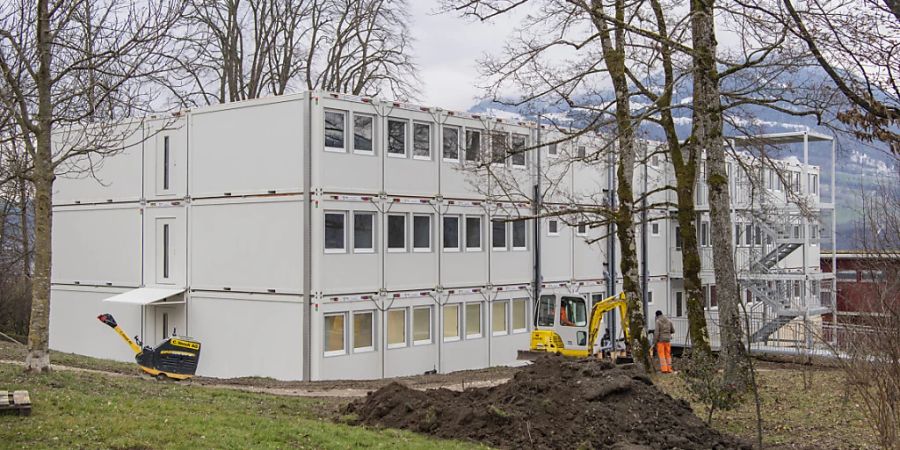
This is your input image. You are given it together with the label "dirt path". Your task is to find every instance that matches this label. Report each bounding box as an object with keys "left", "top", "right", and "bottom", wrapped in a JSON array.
[{"left": 0, "top": 359, "right": 511, "bottom": 398}]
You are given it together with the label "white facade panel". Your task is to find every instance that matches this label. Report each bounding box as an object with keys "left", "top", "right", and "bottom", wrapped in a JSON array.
[
  {"left": 52, "top": 205, "right": 142, "bottom": 286},
  {"left": 312, "top": 97, "right": 383, "bottom": 194},
  {"left": 316, "top": 300, "right": 382, "bottom": 380},
  {"left": 53, "top": 124, "right": 144, "bottom": 205},
  {"left": 50, "top": 286, "right": 139, "bottom": 362},
  {"left": 316, "top": 200, "right": 382, "bottom": 295},
  {"left": 439, "top": 205, "right": 489, "bottom": 288},
  {"left": 380, "top": 203, "right": 440, "bottom": 292},
  {"left": 143, "top": 203, "right": 187, "bottom": 289},
  {"left": 190, "top": 96, "right": 305, "bottom": 197},
  {"left": 189, "top": 293, "right": 302, "bottom": 380},
  {"left": 191, "top": 197, "right": 302, "bottom": 293},
  {"left": 541, "top": 218, "right": 573, "bottom": 282},
  {"left": 440, "top": 293, "right": 490, "bottom": 373}
]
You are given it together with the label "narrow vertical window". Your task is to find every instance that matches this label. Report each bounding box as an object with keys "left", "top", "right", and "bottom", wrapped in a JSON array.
[
  {"left": 324, "top": 212, "right": 346, "bottom": 252},
  {"left": 163, "top": 136, "right": 170, "bottom": 190},
  {"left": 387, "top": 214, "right": 406, "bottom": 252},
  {"left": 387, "top": 309, "right": 407, "bottom": 348},
  {"left": 324, "top": 313, "right": 346, "bottom": 356},
  {"left": 548, "top": 143, "right": 558, "bottom": 157},
  {"left": 491, "top": 132, "right": 507, "bottom": 164},
  {"left": 465, "top": 130, "right": 481, "bottom": 162},
  {"left": 443, "top": 215, "right": 460, "bottom": 251},
  {"left": 387, "top": 119, "right": 406, "bottom": 156},
  {"left": 352, "top": 312, "right": 374, "bottom": 352},
  {"left": 492, "top": 301, "right": 508, "bottom": 335},
  {"left": 512, "top": 220, "right": 527, "bottom": 250},
  {"left": 353, "top": 212, "right": 374, "bottom": 253},
  {"left": 701, "top": 222, "right": 710, "bottom": 246},
  {"left": 465, "top": 216, "right": 482, "bottom": 251},
  {"left": 745, "top": 224, "right": 753, "bottom": 246},
  {"left": 577, "top": 145, "right": 587, "bottom": 158},
  {"left": 651, "top": 222, "right": 660, "bottom": 236},
  {"left": 163, "top": 223, "right": 170, "bottom": 279},
  {"left": 413, "top": 214, "right": 432, "bottom": 252},
  {"left": 576, "top": 224, "right": 587, "bottom": 236},
  {"left": 548, "top": 219, "right": 559, "bottom": 236},
  {"left": 413, "top": 306, "right": 432, "bottom": 345},
  {"left": 413, "top": 122, "right": 431, "bottom": 159},
  {"left": 675, "top": 226, "right": 682, "bottom": 251},
  {"left": 353, "top": 114, "right": 374, "bottom": 154},
  {"left": 512, "top": 299, "right": 527, "bottom": 332},
  {"left": 443, "top": 126, "right": 460, "bottom": 161},
  {"left": 465, "top": 303, "right": 482, "bottom": 338},
  {"left": 162, "top": 312, "right": 169, "bottom": 339},
  {"left": 492, "top": 218, "right": 507, "bottom": 250},
  {"left": 443, "top": 304, "right": 460, "bottom": 341},
  {"left": 324, "top": 110, "right": 346, "bottom": 150},
  {"left": 510, "top": 134, "right": 527, "bottom": 167},
  {"left": 675, "top": 292, "right": 684, "bottom": 317}
]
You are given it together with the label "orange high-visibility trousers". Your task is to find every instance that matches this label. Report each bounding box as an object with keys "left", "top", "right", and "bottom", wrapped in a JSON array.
[{"left": 656, "top": 342, "right": 672, "bottom": 373}]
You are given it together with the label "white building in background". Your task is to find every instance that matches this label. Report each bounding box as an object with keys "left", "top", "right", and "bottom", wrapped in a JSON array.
[{"left": 48, "top": 91, "right": 834, "bottom": 380}]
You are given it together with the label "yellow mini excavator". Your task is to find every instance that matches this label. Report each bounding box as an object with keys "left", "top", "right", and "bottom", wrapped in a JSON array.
[
  {"left": 518, "top": 292, "right": 631, "bottom": 362},
  {"left": 98, "top": 313, "right": 201, "bottom": 380}
]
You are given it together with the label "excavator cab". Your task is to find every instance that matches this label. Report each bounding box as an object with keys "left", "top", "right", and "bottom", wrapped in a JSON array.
[{"left": 519, "top": 292, "right": 629, "bottom": 361}]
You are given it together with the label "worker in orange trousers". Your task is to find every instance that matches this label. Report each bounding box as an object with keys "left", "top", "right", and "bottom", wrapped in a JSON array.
[{"left": 654, "top": 310, "right": 674, "bottom": 373}]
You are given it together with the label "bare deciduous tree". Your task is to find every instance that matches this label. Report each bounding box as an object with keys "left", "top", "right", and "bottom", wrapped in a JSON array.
[{"left": 0, "top": 0, "right": 185, "bottom": 372}]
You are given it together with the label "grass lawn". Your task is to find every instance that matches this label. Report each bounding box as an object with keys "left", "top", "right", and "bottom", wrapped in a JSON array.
[
  {"left": 0, "top": 363, "right": 485, "bottom": 449},
  {"left": 656, "top": 366, "right": 880, "bottom": 449}
]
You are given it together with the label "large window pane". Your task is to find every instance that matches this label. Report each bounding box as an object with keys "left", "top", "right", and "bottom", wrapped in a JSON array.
[
  {"left": 492, "top": 219, "right": 507, "bottom": 249},
  {"left": 413, "top": 123, "right": 431, "bottom": 158},
  {"left": 443, "top": 127, "right": 459, "bottom": 160},
  {"left": 560, "top": 296, "right": 587, "bottom": 327},
  {"left": 324, "top": 314, "right": 345, "bottom": 354},
  {"left": 443, "top": 304, "right": 460, "bottom": 341},
  {"left": 324, "top": 212, "right": 345, "bottom": 251},
  {"left": 413, "top": 307, "right": 432, "bottom": 344},
  {"left": 492, "top": 301, "right": 507, "bottom": 335},
  {"left": 443, "top": 215, "right": 460, "bottom": 250},
  {"left": 388, "top": 119, "right": 406, "bottom": 155},
  {"left": 387, "top": 309, "right": 406, "bottom": 347},
  {"left": 387, "top": 214, "right": 406, "bottom": 251},
  {"left": 353, "top": 312, "right": 374, "bottom": 351},
  {"left": 465, "top": 216, "right": 482, "bottom": 250},
  {"left": 465, "top": 303, "right": 482, "bottom": 338},
  {"left": 512, "top": 299, "right": 527, "bottom": 331},
  {"left": 353, "top": 212, "right": 374, "bottom": 252},
  {"left": 537, "top": 295, "right": 555, "bottom": 327},
  {"left": 512, "top": 220, "right": 526, "bottom": 249},
  {"left": 465, "top": 130, "right": 480, "bottom": 161},
  {"left": 353, "top": 115, "right": 374, "bottom": 152},
  {"left": 324, "top": 111, "right": 345, "bottom": 149},
  {"left": 413, "top": 214, "right": 431, "bottom": 251},
  {"left": 511, "top": 134, "right": 526, "bottom": 166}
]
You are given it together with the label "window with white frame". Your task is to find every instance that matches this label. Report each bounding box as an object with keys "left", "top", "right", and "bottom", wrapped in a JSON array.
[
  {"left": 324, "top": 313, "right": 346, "bottom": 356},
  {"left": 576, "top": 224, "right": 587, "bottom": 236},
  {"left": 353, "top": 212, "right": 374, "bottom": 253},
  {"left": 413, "top": 122, "right": 431, "bottom": 159},
  {"left": 443, "top": 215, "right": 460, "bottom": 251},
  {"left": 735, "top": 223, "right": 744, "bottom": 247},
  {"left": 324, "top": 110, "right": 346, "bottom": 151},
  {"left": 512, "top": 220, "right": 527, "bottom": 250},
  {"left": 512, "top": 299, "right": 527, "bottom": 332},
  {"left": 413, "top": 306, "right": 432, "bottom": 345},
  {"left": 491, "top": 132, "right": 507, "bottom": 164},
  {"left": 548, "top": 219, "right": 560, "bottom": 236},
  {"left": 324, "top": 211, "right": 346, "bottom": 253},
  {"left": 387, "top": 214, "right": 406, "bottom": 252},
  {"left": 443, "top": 304, "right": 460, "bottom": 341},
  {"left": 387, "top": 119, "right": 406, "bottom": 156},
  {"left": 744, "top": 223, "right": 753, "bottom": 246},
  {"left": 700, "top": 221, "right": 710, "bottom": 247},
  {"left": 651, "top": 222, "right": 660, "bottom": 236},
  {"left": 548, "top": 143, "right": 558, "bottom": 157},
  {"left": 492, "top": 301, "right": 508, "bottom": 336},
  {"left": 675, "top": 226, "right": 682, "bottom": 251},
  {"left": 492, "top": 218, "right": 507, "bottom": 250},
  {"left": 465, "top": 303, "right": 482, "bottom": 338},
  {"left": 157, "top": 219, "right": 173, "bottom": 283},
  {"left": 647, "top": 291, "right": 654, "bottom": 304},
  {"left": 510, "top": 134, "right": 527, "bottom": 167},
  {"left": 161, "top": 135, "right": 171, "bottom": 192},
  {"left": 353, "top": 311, "right": 374, "bottom": 352},
  {"left": 810, "top": 173, "right": 818, "bottom": 194},
  {"left": 577, "top": 146, "right": 586, "bottom": 158},
  {"left": 675, "top": 291, "right": 684, "bottom": 317},
  {"left": 465, "top": 216, "right": 482, "bottom": 251},
  {"left": 387, "top": 308, "right": 407, "bottom": 348},
  {"left": 353, "top": 114, "right": 374, "bottom": 154},
  {"left": 413, "top": 214, "right": 432, "bottom": 252},
  {"left": 465, "top": 129, "right": 481, "bottom": 162},
  {"left": 755, "top": 225, "right": 762, "bottom": 246},
  {"left": 442, "top": 126, "right": 460, "bottom": 161}
]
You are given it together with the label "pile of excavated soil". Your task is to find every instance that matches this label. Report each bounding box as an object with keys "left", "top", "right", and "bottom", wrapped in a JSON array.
[{"left": 347, "top": 355, "right": 749, "bottom": 449}]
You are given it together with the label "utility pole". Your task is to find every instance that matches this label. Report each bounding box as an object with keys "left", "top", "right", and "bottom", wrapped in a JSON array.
[
  {"left": 642, "top": 143, "right": 650, "bottom": 328},
  {"left": 533, "top": 115, "right": 543, "bottom": 321}
]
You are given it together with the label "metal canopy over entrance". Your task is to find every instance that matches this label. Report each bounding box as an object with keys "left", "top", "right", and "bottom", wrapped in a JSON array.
[{"left": 102, "top": 287, "right": 186, "bottom": 305}]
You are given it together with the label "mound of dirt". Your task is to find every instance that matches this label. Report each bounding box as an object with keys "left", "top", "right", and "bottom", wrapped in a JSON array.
[{"left": 346, "top": 355, "right": 749, "bottom": 449}]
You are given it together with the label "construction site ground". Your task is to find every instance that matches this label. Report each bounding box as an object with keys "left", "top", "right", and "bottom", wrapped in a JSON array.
[{"left": 0, "top": 341, "right": 880, "bottom": 449}]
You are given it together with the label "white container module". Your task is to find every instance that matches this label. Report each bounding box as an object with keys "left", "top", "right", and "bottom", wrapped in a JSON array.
[{"left": 49, "top": 91, "right": 831, "bottom": 380}]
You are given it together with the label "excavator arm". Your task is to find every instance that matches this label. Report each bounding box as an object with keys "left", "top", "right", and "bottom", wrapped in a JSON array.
[
  {"left": 97, "top": 313, "right": 142, "bottom": 355},
  {"left": 586, "top": 293, "right": 629, "bottom": 354}
]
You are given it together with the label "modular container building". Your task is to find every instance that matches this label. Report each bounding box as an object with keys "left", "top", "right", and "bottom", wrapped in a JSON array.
[{"left": 48, "top": 91, "right": 833, "bottom": 380}]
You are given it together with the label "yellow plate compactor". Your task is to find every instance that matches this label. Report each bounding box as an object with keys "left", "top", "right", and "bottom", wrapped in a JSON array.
[{"left": 97, "top": 313, "right": 201, "bottom": 380}]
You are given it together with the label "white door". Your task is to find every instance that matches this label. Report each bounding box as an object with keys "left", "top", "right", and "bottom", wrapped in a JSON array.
[{"left": 153, "top": 306, "right": 177, "bottom": 344}]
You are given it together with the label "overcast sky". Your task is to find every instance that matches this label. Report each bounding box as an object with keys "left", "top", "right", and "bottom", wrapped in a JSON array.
[{"left": 408, "top": 2, "right": 521, "bottom": 111}]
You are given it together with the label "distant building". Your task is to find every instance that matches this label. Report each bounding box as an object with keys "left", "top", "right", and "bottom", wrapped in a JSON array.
[{"left": 821, "top": 252, "right": 900, "bottom": 327}]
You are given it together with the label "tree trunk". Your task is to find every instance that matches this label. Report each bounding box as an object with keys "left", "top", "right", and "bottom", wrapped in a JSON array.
[
  {"left": 691, "top": 0, "right": 748, "bottom": 385},
  {"left": 26, "top": 0, "right": 54, "bottom": 373}
]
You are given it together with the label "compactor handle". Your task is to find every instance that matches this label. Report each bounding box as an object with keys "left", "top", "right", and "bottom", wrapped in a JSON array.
[
  {"left": 97, "top": 313, "right": 118, "bottom": 328},
  {"left": 97, "top": 313, "right": 142, "bottom": 355}
]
